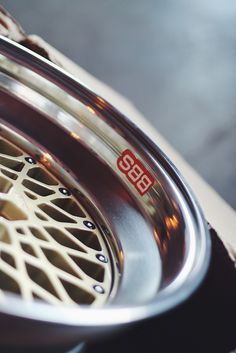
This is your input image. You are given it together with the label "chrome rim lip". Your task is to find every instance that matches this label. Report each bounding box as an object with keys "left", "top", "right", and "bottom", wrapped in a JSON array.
[
  {"left": 0, "top": 220, "right": 210, "bottom": 327},
  {"left": 0, "top": 36, "right": 211, "bottom": 327},
  {"left": 0, "top": 213, "right": 210, "bottom": 327}
]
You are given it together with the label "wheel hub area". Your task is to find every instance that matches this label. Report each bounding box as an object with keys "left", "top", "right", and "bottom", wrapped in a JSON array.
[{"left": 0, "top": 134, "right": 114, "bottom": 307}]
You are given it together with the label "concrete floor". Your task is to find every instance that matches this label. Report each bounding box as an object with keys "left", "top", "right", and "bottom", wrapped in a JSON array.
[{"left": 2, "top": 0, "right": 236, "bottom": 209}]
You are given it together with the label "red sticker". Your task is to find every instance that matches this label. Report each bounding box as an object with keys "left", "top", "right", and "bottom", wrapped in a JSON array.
[{"left": 117, "top": 149, "right": 154, "bottom": 196}]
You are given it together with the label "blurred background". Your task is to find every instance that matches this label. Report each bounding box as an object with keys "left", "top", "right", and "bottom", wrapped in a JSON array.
[{"left": 2, "top": 0, "right": 236, "bottom": 209}]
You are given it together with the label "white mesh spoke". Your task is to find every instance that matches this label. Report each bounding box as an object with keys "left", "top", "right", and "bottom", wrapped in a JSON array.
[{"left": 0, "top": 137, "right": 113, "bottom": 307}]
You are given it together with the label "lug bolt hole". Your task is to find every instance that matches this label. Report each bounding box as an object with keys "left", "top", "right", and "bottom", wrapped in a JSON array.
[
  {"left": 96, "top": 254, "right": 108, "bottom": 263},
  {"left": 93, "top": 285, "right": 105, "bottom": 294},
  {"left": 25, "top": 157, "right": 36, "bottom": 164},
  {"left": 59, "top": 187, "right": 71, "bottom": 196},
  {"left": 83, "top": 220, "right": 96, "bottom": 229}
]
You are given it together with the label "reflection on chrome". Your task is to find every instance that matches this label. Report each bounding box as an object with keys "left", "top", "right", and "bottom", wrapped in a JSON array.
[{"left": 0, "top": 36, "right": 210, "bottom": 336}]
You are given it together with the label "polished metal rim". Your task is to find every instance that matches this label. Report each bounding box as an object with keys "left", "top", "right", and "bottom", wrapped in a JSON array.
[{"left": 0, "top": 36, "right": 210, "bottom": 333}]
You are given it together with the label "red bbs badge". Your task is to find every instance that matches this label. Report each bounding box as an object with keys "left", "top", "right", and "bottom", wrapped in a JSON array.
[{"left": 117, "top": 149, "right": 155, "bottom": 196}]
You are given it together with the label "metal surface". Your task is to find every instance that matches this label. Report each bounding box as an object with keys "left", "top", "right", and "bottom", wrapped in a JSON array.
[
  {"left": 0, "top": 36, "right": 210, "bottom": 346},
  {"left": 0, "top": 135, "right": 114, "bottom": 307}
]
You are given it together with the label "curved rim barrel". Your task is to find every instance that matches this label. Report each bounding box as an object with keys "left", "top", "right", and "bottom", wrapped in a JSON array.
[{"left": 0, "top": 36, "right": 210, "bottom": 335}]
